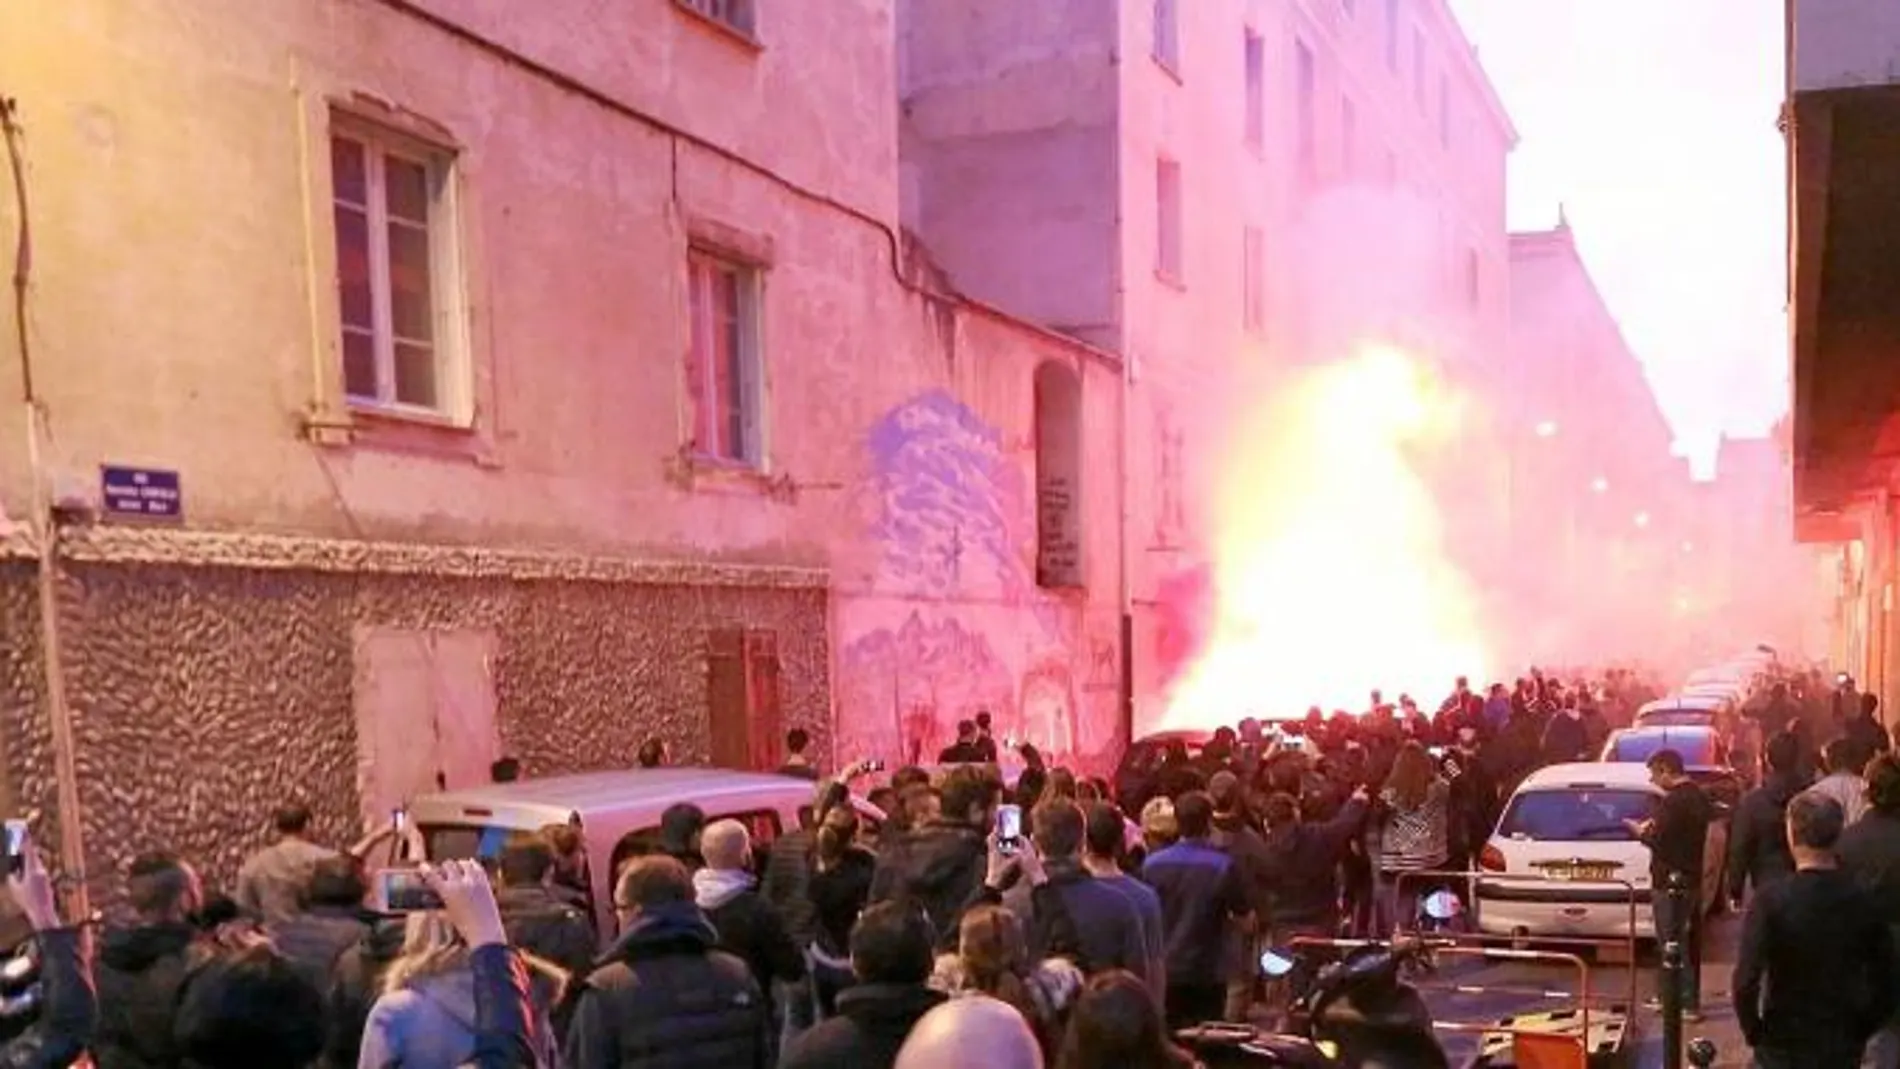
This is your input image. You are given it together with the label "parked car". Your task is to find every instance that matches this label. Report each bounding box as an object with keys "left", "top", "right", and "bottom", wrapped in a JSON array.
[
  {"left": 1634, "top": 694, "right": 1730, "bottom": 728},
  {"left": 407, "top": 768, "right": 884, "bottom": 944},
  {"left": 1599, "top": 724, "right": 1749, "bottom": 804},
  {"left": 1475, "top": 762, "right": 1729, "bottom": 944}
]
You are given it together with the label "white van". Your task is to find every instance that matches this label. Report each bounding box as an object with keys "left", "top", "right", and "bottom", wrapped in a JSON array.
[{"left": 406, "top": 768, "right": 884, "bottom": 943}]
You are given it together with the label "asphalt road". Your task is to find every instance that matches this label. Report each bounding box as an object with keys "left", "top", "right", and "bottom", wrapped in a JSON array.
[{"left": 1409, "top": 911, "right": 1750, "bottom": 1067}]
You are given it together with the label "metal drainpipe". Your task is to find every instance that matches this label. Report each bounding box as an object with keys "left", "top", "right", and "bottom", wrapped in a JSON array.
[
  {"left": 1108, "top": 40, "right": 1135, "bottom": 753},
  {"left": 3, "top": 98, "right": 88, "bottom": 918}
]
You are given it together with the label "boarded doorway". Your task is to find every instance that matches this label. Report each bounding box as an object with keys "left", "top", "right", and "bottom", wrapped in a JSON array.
[
  {"left": 353, "top": 627, "right": 501, "bottom": 827},
  {"left": 707, "top": 628, "right": 782, "bottom": 770}
]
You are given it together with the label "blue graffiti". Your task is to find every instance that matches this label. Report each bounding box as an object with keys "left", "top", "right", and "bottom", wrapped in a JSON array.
[{"left": 865, "top": 390, "right": 1035, "bottom": 600}]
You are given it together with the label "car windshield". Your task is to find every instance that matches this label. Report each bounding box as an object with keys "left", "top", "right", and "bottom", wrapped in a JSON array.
[
  {"left": 1608, "top": 733, "right": 1715, "bottom": 766},
  {"left": 1636, "top": 710, "right": 1714, "bottom": 727},
  {"left": 421, "top": 823, "right": 517, "bottom": 863},
  {"left": 1498, "top": 789, "right": 1656, "bottom": 841}
]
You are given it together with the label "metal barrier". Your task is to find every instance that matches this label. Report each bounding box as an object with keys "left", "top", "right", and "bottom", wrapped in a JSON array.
[
  {"left": 1386, "top": 868, "right": 1643, "bottom": 1026},
  {"left": 1286, "top": 935, "right": 1602, "bottom": 1069}
]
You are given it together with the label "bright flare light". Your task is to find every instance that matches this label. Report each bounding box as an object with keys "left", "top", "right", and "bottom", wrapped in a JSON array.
[{"left": 1157, "top": 346, "right": 1492, "bottom": 728}]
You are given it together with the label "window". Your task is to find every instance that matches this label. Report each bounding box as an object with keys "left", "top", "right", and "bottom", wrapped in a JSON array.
[
  {"left": 686, "top": 249, "right": 765, "bottom": 466},
  {"left": 1342, "top": 97, "right": 1358, "bottom": 175},
  {"left": 677, "top": 0, "right": 755, "bottom": 37},
  {"left": 330, "top": 122, "right": 461, "bottom": 415},
  {"left": 1344, "top": 0, "right": 1357, "bottom": 15},
  {"left": 1243, "top": 227, "right": 1266, "bottom": 332},
  {"left": 1156, "top": 158, "right": 1183, "bottom": 282},
  {"left": 1295, "top": 41, "right": 1317, "bottom": 184},
  {"left": 1153, "top": 0, "right": 1180, "bottom": 74},
  {"left": 1413, "top": 27, "right": 1427, "bottom": 103},
  {"left": 1439, "top": 73, "right": 1452, "bottom": 146},
  {"left": 1465, "top": 248, "right": 1481, "bottom": 307},
  {"left": 1244, "top": 31, "right": 1265, "bottom": 150},
  {"left": 1384, "top": 0, "right": 1400, "bottom": 70}
]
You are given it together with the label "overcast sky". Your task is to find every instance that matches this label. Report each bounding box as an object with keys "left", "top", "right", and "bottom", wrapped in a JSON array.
[{"left": 1449, "top": 0, "right": 1788, "bottom": 478}]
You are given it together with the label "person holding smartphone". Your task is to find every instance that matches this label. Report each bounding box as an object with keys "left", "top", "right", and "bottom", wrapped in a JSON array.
[{"left": 0, "top": 824, "right": 94, "bottom": 1069}]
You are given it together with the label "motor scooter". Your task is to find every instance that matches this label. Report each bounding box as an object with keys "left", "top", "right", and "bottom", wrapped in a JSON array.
[{"left": 1176, "top": 893, "right": 1721, "bottom": 1069}]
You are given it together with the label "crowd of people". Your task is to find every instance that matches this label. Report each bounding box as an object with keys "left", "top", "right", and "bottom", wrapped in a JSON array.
[{"left": 3, "top": 663, "right": 1897, "bottom": 1067}]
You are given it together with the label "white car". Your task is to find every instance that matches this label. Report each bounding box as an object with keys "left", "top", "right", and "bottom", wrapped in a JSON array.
[{"left": 1475, "top": 763, "right": 1728, "bottom": 943}]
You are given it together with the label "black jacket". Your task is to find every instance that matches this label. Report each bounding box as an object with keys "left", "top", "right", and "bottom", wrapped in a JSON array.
[
  {"left": 1263, "top": 799, "right": 1368, "bottom": 926},
  {"left": 563, "top": 902, "right": 769, "bottom": 1069},
  {"left": 1645, "top": 781, "right": 1711, "bottom": 886},
  {"left": 1732, "top": 867, "right": 1895, "bottom": 1055},
  {"left": 701, "top": 883, "right": 805, "bottom": 991},
  {"left": 92, "top": 922, "right": 209, "bottom": 1069},
  {"left": 809, "top": 848, "right": 877, "bottom": 954},
  {"left": 268, "top": 906, "right": 372, "bottom": 998},
  {"left": 777, "top": 983, "right": 946, "bottom": 1069},
  {"left": 996, "top": 859, "right": 1148, "bottom": 975},
  {"left": 1839, "top": 809, "right": 1900, "bottom": 928},
  {"left": 1209, "top": 811, "right": 1276, "bottom": 919},
  {"left": 1726, "top": 775, "right": 1803, "bottom": 900},
  {"left": 869, "top": 820, "right": 987, "bottom": 949},
  {"left": 323, "top": 916, "right": 406, "bottom": 1069},
  {"left": 760, "top": 829, "right": 818, "bottom": 947},
  {"left": 0, "top": 928, "right": 94, "bottom": 1069},
  {"left": 497, "top": 884, "right": 597, "bottom": 982}
]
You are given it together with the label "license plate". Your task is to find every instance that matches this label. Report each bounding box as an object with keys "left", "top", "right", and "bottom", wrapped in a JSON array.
[{"left": 1540, "top": 862, "right": 1615, "bottom": 881}]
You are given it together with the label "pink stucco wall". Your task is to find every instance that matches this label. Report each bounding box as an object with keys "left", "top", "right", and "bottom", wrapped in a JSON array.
[{"left": 0, "top": 0, "right": 1131, "bottom": 771}]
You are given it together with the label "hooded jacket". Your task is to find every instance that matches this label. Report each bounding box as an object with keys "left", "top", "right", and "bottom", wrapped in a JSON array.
[
  {"left": 868, "top": 821, "right": 987, "bottom": 950},
  {"left": 92, "top": 922, "right": 209, "bottom": 1069},
  {"left": 1264, "top": 799, "right": 1368, "bottom": 927},
  {"left": 776, "top": 983, "right": 946, "bottom": 1069},
  {"left": 562, "top": 902, "right": 768, "bottom": 1069},
  {"left": 1726, "top": 774, "right": 1803, "bottom": 899},
  {"left": 694, "top": 868, "right": 805, "bottom": 992},
  {"left": 357, "top": 956, "right": 557, "bottom": 1068}
]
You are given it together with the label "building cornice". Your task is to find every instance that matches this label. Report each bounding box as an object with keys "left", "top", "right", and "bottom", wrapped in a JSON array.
[{"left": 0, "top": 525, "right": 828, "bottom": 589}]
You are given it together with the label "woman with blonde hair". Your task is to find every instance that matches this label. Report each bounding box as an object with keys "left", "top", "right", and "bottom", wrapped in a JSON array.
[
  {"left": 928, "top": 904, "right": 1081, "bottom": 1063},
  {"left": 1372, "top": 741, "right": 1451, "bottom": 937},
  {"left": 358, "top": 905, "right": 559, "bottom": 1067}
]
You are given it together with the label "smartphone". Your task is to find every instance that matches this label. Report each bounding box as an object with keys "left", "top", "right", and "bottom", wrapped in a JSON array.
[
  {"left": 864, "top": 759, "right": 886, "bottom": 774},
  {"left": 995, "top": 804, "right": 1024, "bottom": 855},
  {"left": 376, "top": 868, "right": 444, "bottom": 912},
  {"left": 1428, "top": 746, "right": 1446, "bottom": 759},
  {"left": 2, "top": 820, "right": 24, "bottom": 877},
  {"left": 391, "top": 807, "right": 409, "bottom": 834},
  {"left": 1283, "top": 735, "right": 1307, "bottom": 751}
]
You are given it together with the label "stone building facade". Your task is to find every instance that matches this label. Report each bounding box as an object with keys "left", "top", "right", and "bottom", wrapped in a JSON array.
[
  {"left": 897, "top": 0, "right": 1516, "bottom": 726},
  {"left": 0, "top": 0, "right": 1126, "bottom": 893}
]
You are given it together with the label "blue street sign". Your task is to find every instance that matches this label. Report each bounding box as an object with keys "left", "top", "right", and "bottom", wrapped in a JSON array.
[{"left": 100, "top": 466, "right": 183, "bottom": 521}]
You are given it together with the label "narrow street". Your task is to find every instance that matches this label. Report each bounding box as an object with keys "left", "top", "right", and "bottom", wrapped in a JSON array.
[{"left": 1419, "top": 912, "right": 1749, "bottom": 1067}]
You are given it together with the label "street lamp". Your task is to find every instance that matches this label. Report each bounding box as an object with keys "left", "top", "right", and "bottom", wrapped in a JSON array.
[
  {"left": 1534, "top": 420, "right": 1559, "bottom": 439},
  {"left": 1634, "top": 511, "right": 1651, "bottom": 529},
  {"left": 1590, "top": 476, "right": 1609, "bottom": 494},
  {"left": 1681, "top": 540, "right": 1694, "bottom": 554}
]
